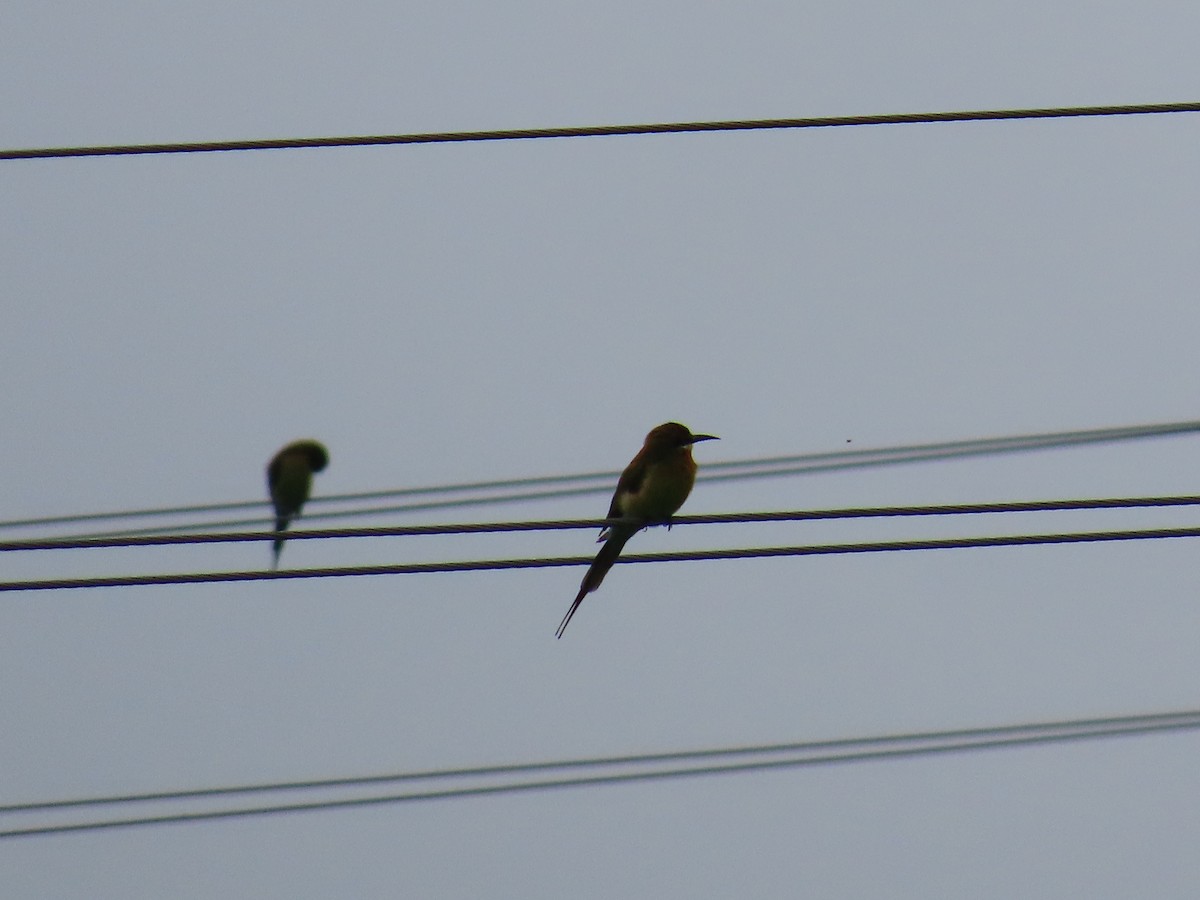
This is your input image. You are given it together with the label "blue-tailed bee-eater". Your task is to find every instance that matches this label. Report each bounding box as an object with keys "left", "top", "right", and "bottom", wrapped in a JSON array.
[{"left": 557, "top": 422, "right": 718, "bottom": 637}]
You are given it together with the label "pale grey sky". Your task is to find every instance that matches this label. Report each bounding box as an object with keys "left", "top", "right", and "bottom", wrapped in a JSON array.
[{"left": 3, "top": 2, "right": 1200, "bottom": 897}]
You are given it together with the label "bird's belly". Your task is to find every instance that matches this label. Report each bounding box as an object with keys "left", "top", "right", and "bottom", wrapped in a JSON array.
[
  {"left": 273, "top": 460, "right": 314, "bottom": 516},
  {"left": 628, "top": 469, "right": 696, "bottom": 521}
]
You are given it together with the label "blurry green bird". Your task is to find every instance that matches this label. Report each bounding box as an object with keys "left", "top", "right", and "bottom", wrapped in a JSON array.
[{"left": 267, "top": 439, "right": 329, "bottom": 568}]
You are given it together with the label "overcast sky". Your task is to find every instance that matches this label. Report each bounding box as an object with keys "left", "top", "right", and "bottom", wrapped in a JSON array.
[{"left": 4, "top": 2, "right": 1200, "bottom": 897}]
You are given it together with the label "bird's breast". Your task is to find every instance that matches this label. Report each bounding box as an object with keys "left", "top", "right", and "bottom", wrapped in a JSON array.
[
  {"left": 620, "top": 455, "right": 697, "bottom": 521},
  {"left": 271, "top": 457, "right": 315, "bottom": 515}
]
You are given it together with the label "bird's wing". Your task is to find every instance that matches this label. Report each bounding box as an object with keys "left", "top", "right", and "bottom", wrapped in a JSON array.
[
  {"left": 603, "top": 490, "right": 624, "bottom": 521},
  {"left": 608, "top": 451, "right": 647, "bottom": 514},
  {"left": 599, "top": 451, "right": 646, "bottom": 538},
  {"left": 266, "top": 454, "right": 284, "bottom": 491}
]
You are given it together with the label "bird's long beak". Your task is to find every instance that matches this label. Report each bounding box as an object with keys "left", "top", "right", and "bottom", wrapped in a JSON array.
[{"left": 688, "top": 433, "right": 719, "bottom": 443}]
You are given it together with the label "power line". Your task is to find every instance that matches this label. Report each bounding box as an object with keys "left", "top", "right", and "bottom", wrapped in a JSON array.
[
  {"left": 4, "top": 101, "right": 1200, "bottom": 161},
  {"left": 0, "top": 471, "right": 615, "bottom": 531},
  {"left": 3, "top": 524, "right": 1200, "bottom": 593},
  {"left": 63, "top": 484, "right": 617, "bottom": 540},
  {"left": 4, "top": 709, "right": 1188, "bottom": 814},
  {"left": 701, "top": 419, "right": 1200, "bottom": 482},
  {"left": 3, "top": 494, "right": 1200, "bottom": 553},
  {"left": 6, "top": 418, "right": 1199, "bottom": 537},
  {"left": 3, "top": 709, "right": 1195, "bottom": 838}
]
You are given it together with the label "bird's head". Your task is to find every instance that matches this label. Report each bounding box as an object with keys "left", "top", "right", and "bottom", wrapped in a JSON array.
[
  {"left": 283, "top": 440, "right": 330, "bottom": 472},
  {"left": 644, "top": 422, "right": 719, "bottom": 450}
]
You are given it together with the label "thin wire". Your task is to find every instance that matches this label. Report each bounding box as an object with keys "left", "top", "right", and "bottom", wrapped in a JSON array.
[
  {"left": 4, "top": 101, "right": 1200, "bottom": 161},
  {"left": 3, "top": 710, "right": 1196, "bottom": 838},
  {"left": 4, "top": 494, "right": 1200, "bottom": 553},
  {"left": 4, "top": 709, "right": 1190, "bottom": 814},
  {"left": 0, "top": 472, "right": 612, "bottom": 531},
  {"left": 7, "top": 418, "right": 1199, "bottom": 537},
  {"left": 64, "top": 485, "right": 613, "bottom": 539},
  {"left": 3, "top": 525, "right": 1200, "bottom": 592}
]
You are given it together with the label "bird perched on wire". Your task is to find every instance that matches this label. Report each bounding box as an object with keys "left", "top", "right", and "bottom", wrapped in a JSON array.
[
  {"left": 556, "top": 422, "right": 718, "bottom": 637},
  {"left": 266, "top": 439, "right": 329, "bottom": 569}
]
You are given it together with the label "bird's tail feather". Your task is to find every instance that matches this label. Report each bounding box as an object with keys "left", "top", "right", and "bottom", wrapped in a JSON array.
[
  {"left": 271, "top": 516, "right": 288, "bottom": 570},
  {"left": 556, "top": 528, "right": 634, "bottom": 638}
]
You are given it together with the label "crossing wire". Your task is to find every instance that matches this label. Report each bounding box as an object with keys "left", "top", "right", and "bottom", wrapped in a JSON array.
[
  {"left": 4, "top": 709, "right": 1190, "bottom": 815},
  {"left": 5, "top": 418, "right": 1199, "bottom": 537},
  {"left": 3, "top": 524, "right": 1200, "bottom": 592},
  {"left": 3, "top": 708, "right": 1196, "bottom": 838},
  {"left": 2, "top": 494, "right": 1200, "bottom": 553},
  {"left": 4, "top": 101, "right": 1200, "bottom": 161}
]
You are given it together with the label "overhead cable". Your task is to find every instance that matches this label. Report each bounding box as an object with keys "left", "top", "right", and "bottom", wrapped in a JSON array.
[
  {"left": 6, "top": 418, "right": 1199, "bottom": 537},
  {"left": 4, "top": 708, "right": 1188, "bottom": 814},
  {"left": 2, "top": 494, "right": 1200, "bottom": 553},
  {"left": 4, "top": 101, "right": 1200, "bottom": 161},
  {"left": 3, "top": 524, "right": 1200, "bottom": 592},
  {"left": 3, "top": 708, "right": 1196, "bottom": 838}
]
